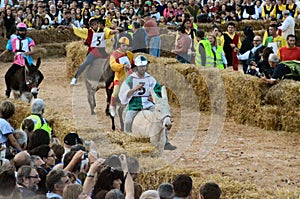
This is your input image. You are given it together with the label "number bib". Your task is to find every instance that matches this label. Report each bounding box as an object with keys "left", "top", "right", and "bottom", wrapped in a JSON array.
[
  {"left": 132, "top": 77, "right": 150, "bottom": 97},
  {"left": 16, "top": 39, "right": 29, "bottom": 52},
  {"left": 91, "top": 32, "right": 106, "bottom": 47}
]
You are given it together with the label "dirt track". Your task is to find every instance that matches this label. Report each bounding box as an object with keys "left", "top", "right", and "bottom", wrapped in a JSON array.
[{"left": 0, "top": 57, "right": 299, "bottom": 194}]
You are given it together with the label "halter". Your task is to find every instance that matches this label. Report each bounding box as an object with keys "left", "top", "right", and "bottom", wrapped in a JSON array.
[{"left": 140, "top": 110, "right": 171, "bottom": 128}]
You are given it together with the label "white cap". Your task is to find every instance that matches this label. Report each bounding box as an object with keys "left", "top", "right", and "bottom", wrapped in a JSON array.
[{"left": 134, "top": 55, "right": 148, "bottom": 66}]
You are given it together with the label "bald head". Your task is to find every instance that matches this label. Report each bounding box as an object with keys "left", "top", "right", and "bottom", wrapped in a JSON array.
[
  {"left": 13, "top": 151, "right": 31, "bottom": 170},
  {"left": 253, "top": 36, "right": 262, "bottom": 46}
]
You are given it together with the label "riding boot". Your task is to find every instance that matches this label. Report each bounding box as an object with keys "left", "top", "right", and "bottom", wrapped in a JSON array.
[{"left": 109, "top": 97, "right": 116, "bottom": 117}]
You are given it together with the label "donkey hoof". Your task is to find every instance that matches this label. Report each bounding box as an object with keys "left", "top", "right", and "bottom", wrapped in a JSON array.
[{"left": 91, "top": 111, "right": 96, "bottom": 115}]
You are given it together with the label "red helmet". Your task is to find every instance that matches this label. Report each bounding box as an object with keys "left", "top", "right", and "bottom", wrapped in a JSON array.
[{"left": 17, "top": 22, "right": 27, "bottom": 31}]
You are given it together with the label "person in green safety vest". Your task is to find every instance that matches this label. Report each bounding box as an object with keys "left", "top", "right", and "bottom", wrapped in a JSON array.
[
  {"left": 208, "top": 34, "right": 228, "bottom": 69},
  {"left": 195, "top": 30, "right": 214, "bottom": 67},
  {"left": 20, "top": 98, "right": 52, "bottom": 138}
]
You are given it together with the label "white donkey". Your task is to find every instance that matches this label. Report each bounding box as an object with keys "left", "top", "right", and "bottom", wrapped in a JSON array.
[{"left": 131, "top": 86, "right": 172, "bottom": 154}]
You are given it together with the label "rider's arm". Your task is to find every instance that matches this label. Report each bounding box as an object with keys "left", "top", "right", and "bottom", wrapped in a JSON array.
[
  {"left": 127, "top": 84, "right": 143, "bottom": 98},
  {"left": 25, "top": 46, "right": 35, "bottom": 56},
  {"left": 110, "top": 55, "right": 125, "bottom": 72}
]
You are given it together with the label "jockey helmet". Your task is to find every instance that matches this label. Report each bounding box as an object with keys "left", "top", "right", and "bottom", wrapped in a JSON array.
[
  {"left": 134, "top": 55, "right": 148, "bottom": 66},
  {"left": 89, "top": 16, "right": 100, "bottom": 25},
  {"left": 17, "top": 22, "right": 27, "bottom": 31},
  {"left": 118, "top": 37, "right": 130, "bottom": 45}
]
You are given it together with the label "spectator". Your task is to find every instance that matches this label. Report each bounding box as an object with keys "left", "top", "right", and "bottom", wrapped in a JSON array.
[
  {"left": 261, "top": 0, "right": 274, "bottom": 21},
  {"left": 0, "top": 101, "right": 22, "bottom": 155},
  {"left": 163, "top": 1, "right": 176, "bottom": 19},
  {"left": 21, "top": 118, "right": 35, "bottom": 139},
  {"left": 220, "top": 22, "right": 241, "bottom": 71},
  {"left": 46, "top": 169, "right": 71, "bottom": 199},
  {"left": 172, "top": 174, "right": 193, "bottom": 198},
  {"left": 278, "top": 34, "right": 300, "bottom": 61},
  {"left": 172, "top": 24, "right": 192, "bottom": 63},
  {"left": 186, "top": 0, "right": 201, "bottom": 19},
  {"left": 285, "top": 0, "right": 298, "bottom": 18},
  {"left": 21, "top": 98, "right": 52, "bottom": 139},
  {"left": 278, "top": 10, "right": 295, "bottom": 40},
  {"left": 27, "top": 129, "right": 50, "bottom": 151},
  {"left": 157, "top": 183, "right": 174, "bottom": 199},
  {"left": 63, "top": 183, "right": 90, "bottom": 199},
  {"left": 199, "top": 182, "right": 222, "bottom": 199},
  {"left": 33, "top": 15, "right": 42, "bottom": 30},
  {"left": 195, "top": 30, "right": 208, "bottom": 67},
  {"left": 23, "top": 12, "right": 34, "bottom": 29},
  {"left": 144, "top": 13, "right": 161, "bottom": 57},
  {"left": 0, "top": 169, "right": 17, "bottom": 198},
  {"left": 93, "top": 166, "right": 124, "bottom": 199},
  {"left": 12, "top": 150, "right": 32, "bottom": 170},
  {"left": 270, "top": 0, "right": 285, "bottom": 19},
  {"left": 12, "top": 129, "right": 27, "bottom": 150},
  {"left": 239, "top": 26, "right": 255, "bottom": 73},
  {"left": 237, "top": 35, "right": 264, "bottom": 75},
  {"left": 264, "top": 24, "right": 287, "bottom": 52},
  {"left": 50, "top": 144, "right": 65, "bottom": 165},
  {"left": 17, "top": 165, "right": 41, "bottom": 198},
  {"left": 132, "top": 21, "right": 148, "bottom": 53},
  {"left": 208, "top": 34, "right": 227, "bottom": 69},
  {"left": 150, "top": 4, "right": 160, "bottom": 21},
  {"left": 256, "top": 47, "right": 274, "bottom": 79},
  {"left": 140, "top": 190, "right": 160, "bottom": 199},
  {"left": 3, "top": 8, "right": 16, "bottom": 38},
  {"left": 242, "top": 0, "right": 259, "bottom": 20}
]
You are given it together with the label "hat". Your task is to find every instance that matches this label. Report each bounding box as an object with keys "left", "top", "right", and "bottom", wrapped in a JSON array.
[
  {"left": 134, "top": 55, "right": 148, "bottom": 66},
  {"left": 282, "top": 10, "right": 290, "bottom": 15},
  {"left": 64, "top": 132, "right": 82, "bottom": 146}
]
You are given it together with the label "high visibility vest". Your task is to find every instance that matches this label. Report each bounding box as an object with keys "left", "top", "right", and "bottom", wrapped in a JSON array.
[
  {"left": 213, "top": 45, "right": 225, "bottom": 69},
  {"left": 21, "top": 114, "right": 52, "bottom": 138},
  {"left": 195, "top": 39, "right": 214, "bottom": 66}
]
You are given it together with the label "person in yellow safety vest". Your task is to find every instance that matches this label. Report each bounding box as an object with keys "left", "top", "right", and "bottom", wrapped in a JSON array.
[
  {"left": 208, "top": 34, "right": 228, "bottom": 69},
  {"left": 195, "top": 30, "right": 214, "bottom": 67},
  {"left": 20, "top": 98, "right": 52, "bottom": 138},
  {"left": 109, "top": 37, "right": 134, "bottom": 117}
]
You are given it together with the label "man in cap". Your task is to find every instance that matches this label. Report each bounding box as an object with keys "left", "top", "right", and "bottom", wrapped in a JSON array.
[
  {"left": 278, "top": 10, "right": 295, "bottom": 40},
  {"left": 63, "top": 132, "right": 82, "bottom": 155},
  {"left": 119, "top": 55, "right": 176, "bottom": 150},
  {"left": 21, "top": 98, "right": 52, "bottom": 138}
]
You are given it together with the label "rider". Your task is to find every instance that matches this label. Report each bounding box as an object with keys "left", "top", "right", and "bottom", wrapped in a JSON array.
[
  {"left": 109, "top": 37, "right": 134, "bottom": 117},
  {"left": 0, "top": 22, "right": 36, "bottom": 98},
  {"left": 70, "top": 17, "right": 118, "bottom": 86},
  {"left": 118, "top": 55, "right": 177, "bottom": 150}
]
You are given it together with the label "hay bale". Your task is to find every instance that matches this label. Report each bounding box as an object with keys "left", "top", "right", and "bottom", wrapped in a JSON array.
[
  {"left": 280, "top": 108, "right": 300, "bottom": 132},
  {"left": 65, "top": 41, "right": 87, "bottom": 79},
  {"left": 38, "top": 42, "right": 68, "bottom": 57},
  {"left": 33, "top": 47, "right": 47, "bottom": 59},
  {"left": 264, "top": 80, "right": 300, "bottom": 107},
  {"left": 257, "top": 105, "right": 281, "bottom": 130}
]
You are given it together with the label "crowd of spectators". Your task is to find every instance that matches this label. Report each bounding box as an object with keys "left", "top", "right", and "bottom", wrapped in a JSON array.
[
  {"left": 0, "top": 99, "right": 222, "bottom": 199},
  {"left": 2, "top": 0, "right": 300, "bottom": 39}
]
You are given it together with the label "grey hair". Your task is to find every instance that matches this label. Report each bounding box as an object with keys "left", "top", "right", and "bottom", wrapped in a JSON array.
[
  {"left": 140, "top": 190, "right": 160, "bottom": 199},
  {"left": 157, "top": 183, "right": 174, "bottom": 199},
  {"left": 31, "top": 98, "right": 45, "bottom": 114},
  {"left": 13, "top": 129, "right": 27, "bottom": 147},
  {"left": 268, "top": 53, "right": 280, "bottom": 63},
  {"left": 105, "top": 189, "right": 124, "bottom": 199},
  {"left": 17, "top": 165, "right": 33, "bottom": 184}
]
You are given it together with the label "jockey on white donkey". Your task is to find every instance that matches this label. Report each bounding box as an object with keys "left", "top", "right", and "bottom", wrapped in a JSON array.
[
  {"left": 0, "top": 22, "right": 43, "bottom": 98},
  {"left": 119, "top": 55, "right": 176, "bottom": 151}
]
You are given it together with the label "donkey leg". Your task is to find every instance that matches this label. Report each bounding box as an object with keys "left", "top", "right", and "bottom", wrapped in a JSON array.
[
  {"left": 86, "top": 82, "right": 96, "bottom": 115},
  {"left": 118, "top": 105, "right": 125, "bottom": 131},
  {"left": 110, "top": 114, "right": 116, "bottom": 131}
]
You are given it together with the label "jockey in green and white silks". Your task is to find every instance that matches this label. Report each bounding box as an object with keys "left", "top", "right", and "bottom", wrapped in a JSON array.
[{"left": 119, "top": 72, "right": 161, "bottom": 111}]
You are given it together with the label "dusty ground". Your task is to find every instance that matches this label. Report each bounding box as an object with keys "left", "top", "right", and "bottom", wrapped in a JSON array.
[{"left": 1, "top": 58, "right": 299, "bottom": 195}]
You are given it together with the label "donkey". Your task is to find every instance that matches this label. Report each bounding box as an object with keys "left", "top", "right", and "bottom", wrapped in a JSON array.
[
  {"left": 84, "top": 58, "right": 125, "bottom": 131},
  {"left": 9, "top": 57, "right": 43, "bottom": 102},
  {"left": 131, "top": 86, "right": 172, "bottom": 154}
]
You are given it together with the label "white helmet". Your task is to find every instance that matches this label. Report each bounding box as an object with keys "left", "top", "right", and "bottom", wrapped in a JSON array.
[{"left": 134, "top": 55, "right": 148, "bottom": 66}]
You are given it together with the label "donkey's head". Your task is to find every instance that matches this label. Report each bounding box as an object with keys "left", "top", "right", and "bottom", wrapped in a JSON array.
[
  {"left": 25, "top": 57, "right": 42, "bottom": 98},
  {"left": 150, "top": 86, "right": 172, "bottom": 130}
]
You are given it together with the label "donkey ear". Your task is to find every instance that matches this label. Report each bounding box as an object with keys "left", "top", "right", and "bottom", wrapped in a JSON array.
[
  {"left": 150, "top": 88, "right": 158, "bottom": 103},
  {"left": 36, "top": 57, "right": 41, "bottom": 69},
  {"left": 161, "top": 86, "right": 168, "bottom": 100}
]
